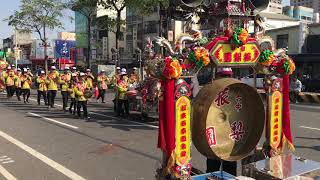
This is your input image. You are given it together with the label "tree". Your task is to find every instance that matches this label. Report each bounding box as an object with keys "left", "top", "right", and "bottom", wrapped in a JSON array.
[
  {"left": 70, "top": 0, "right": 98, "bottom": 68},
  {"left": 6, "top": 0, "right": 67, "bottom": 73}
]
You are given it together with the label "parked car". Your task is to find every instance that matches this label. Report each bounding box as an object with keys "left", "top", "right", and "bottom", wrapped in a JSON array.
[
  {"left": 241, "top": 74, "right": 265, "bottom": 89},
  {"left": 303, "top": 75, "right": 320, "bottom": 92}
]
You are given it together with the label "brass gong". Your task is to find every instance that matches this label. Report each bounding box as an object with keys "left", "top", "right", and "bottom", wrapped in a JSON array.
[{"left": 192, "top": 78, "right": 265, "bottom": 161}]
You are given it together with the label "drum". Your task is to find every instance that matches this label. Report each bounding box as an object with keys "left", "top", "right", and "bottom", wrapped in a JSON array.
[
  {"left": 192, "top": 78, "right": 265, "bottom": 161},
  {"left": 84, "top": 90, "right": 93, "bottom": 99}
]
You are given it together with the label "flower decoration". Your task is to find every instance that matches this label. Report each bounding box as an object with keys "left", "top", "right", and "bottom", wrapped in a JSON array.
[
  {"left": 163, "top": 57, "right": 182, "bottom": 79},
  {"left": 271, "top": 56, "right": 296, "bottom": 75},
  {"left": 188, "top": 47, "right": 210, "bottom": 69},
  {"left": 259, "top": 50, "right": 276, "bottom": 66},
  {"left": 232, "top": 28, "right": 249, "bottom": 47}
]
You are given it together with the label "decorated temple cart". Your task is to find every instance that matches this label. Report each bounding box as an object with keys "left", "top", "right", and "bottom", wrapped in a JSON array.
[{"left": 141, "top": 0, "right": 320, "bottom": 179}]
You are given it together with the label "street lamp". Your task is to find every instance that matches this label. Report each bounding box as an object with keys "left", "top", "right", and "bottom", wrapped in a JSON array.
[
  {"left": 111, "top": 48, "right": 119, "bottom": 67},
  {"left": 135, "top": 48, "right": 143, "bottom": 81}
]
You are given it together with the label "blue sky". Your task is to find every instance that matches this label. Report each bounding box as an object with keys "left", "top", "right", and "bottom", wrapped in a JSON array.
[{"left": 0, "top": 0, "right": 75, "bottom": 40}]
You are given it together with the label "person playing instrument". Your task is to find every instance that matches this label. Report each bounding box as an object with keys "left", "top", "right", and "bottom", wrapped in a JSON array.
[
  {"left": 5, "top": 66, "right": 15, "bottom": 98},
  {"left": 36, "top": 71, "right": 48, "bottom": 105},
  {"left": 96, "top": 70, "right": 108, "bottom": 103},
  {"left": 21, "top": 68, "right": 32, "bottom": 104},
  {"left": 116, "top": 70, "right": 129, "bottom": 117},
  {"left": 47, "top": 66, "right": 60, "bottom": 108},
  {"left": 111, "top": 67, "right": 121, "bottom": 111},
  {"left": 68, "top": 77, "right": 77, "bottom": 115},
  {"left": 60, "top": 67, "right": 72, "bottom": 111},
  {"left": 71, "top": 66, "right": 79, "bottom": 82},
  {"left": 14, "top": 68, "right": 22, "bottom": 101},
  {"left": 206, "top": 67, "right": 237, "bottom": 176},
  {"left": 27, "top": 67, "right": 34, "bottom": 78},
  {"left": 74, "top": 72, "right": 89, "bottom": 119},
  {"left": 85, "top": 69, "right": 94, "bottom": 90}
]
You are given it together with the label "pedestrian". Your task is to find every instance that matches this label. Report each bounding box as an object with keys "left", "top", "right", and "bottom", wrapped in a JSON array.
[
  {"left": 97, "top": 70, "right": 107, "bottom": 103},
  {"left": 74, "top": 72, "right": 89, "bottom": 119},
  {"left": 14, "top": 68, "right": 22, "bottom": 101},
  {"left": 36, "top": 71, "right": 48, "bottom": 105},
  {"left": 47, "top": 66, "right": 60, "bottom": 108},
  {"left": 117, "top": 69, "right": 129, "bottom": 117},
  {"left": 68, "top": 78, "right": 77, "bottom": 115},
  {"left": 61, "top": 67, "right": 71, "bottom": 111},
  {"left": 85, "top": 69, "right": 94, "bottom": 91},
  {"left": 290, "top": 76, "right": 302, "bottom": 103},
  {"left": 21, "top": 68, "right": 32, "bottom": 104},
  {"left": 206, "top": 67, "right": 237, "bottom": 176},
  {"left": 4, "top": 66, "right": 15, "bottom": 98}
]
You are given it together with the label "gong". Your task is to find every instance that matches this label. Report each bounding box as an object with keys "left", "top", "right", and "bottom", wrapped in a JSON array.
[{"left": 192, "top": 78, "right": 265, "bottom": 161}]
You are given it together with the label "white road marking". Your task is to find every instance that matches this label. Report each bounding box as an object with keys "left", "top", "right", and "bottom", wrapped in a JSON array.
[
  {"left": 300, "top": 126, "right": 320, "bottom": 131},
  {"left": 0, "top": 156, "right": 14, "bottom": 164},
  {"left": 90, "top": 112, "right": 159, "bottom": 129},
  {"left": 2, "top": 161, "right": 14, "bottom": 164},
  {"left": 0, "top": 164, "right": 17, "bottom": 180},
  {"left": 0, "top": 130, "right": 86, "bottom": 180},
  {"left": 28, "top": 112, "right": 79, "bottom": 130}
]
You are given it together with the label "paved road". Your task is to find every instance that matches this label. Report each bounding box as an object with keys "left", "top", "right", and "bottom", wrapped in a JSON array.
[{"left": 0, "top": 91, "right": 319, "bottom": 179}]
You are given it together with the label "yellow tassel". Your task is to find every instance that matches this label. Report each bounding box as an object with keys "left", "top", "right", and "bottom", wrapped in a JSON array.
[
  {"left": 162, "top": 151, "right": 176, "bottom": 176},
  {"left": 282, "top": 136, "right": 295, "bottom": 152}
]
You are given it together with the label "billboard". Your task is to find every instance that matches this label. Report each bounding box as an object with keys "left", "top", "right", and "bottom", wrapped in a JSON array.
[
  {"left": 55, "top": 40, "right": 76, "bottom": 58},
  {"left": 30, "top": 40, "right": 54, "bottom": 60}
]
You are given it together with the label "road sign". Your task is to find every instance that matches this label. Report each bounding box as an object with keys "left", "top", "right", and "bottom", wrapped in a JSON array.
[{"left": 207, "top": 37, "right": 261, "bottom": 67}]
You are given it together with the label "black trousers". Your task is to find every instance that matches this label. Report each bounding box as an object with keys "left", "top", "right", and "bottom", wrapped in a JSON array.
[
  {"left": 16, "top": 88, "right": 21, "bottom": 101},
  {"left": 61, "top": 91, "right": 69, "bottom": 110},
  {"left": 37, "top": 90, "right": 47, "bottom": 105},
  {"left": 69, "top": 98, "right": 77, "bottom": 114},
  {"left": 77, "top": 101, "right": 88, "bottom": 118},
  {"left": 22, "top": 89, "right": 30, "bottom": 103},
  {"left": 6, "top": 86, "right": 15, "bottom": 97},
  {"left": 206, "top": 159, "right": 237, "bottom": 176},
  {"left": 97, "top": 89, "right": 106, "bottom": 102},
  {"left": 117, "top": 99, "right": 129, "bottom": 116},
  {"left": 290, "top": 91, "right": 299, "bottom": 103},
  {"left": 47, "top": 90, "right": 57, "bottom": 107}
]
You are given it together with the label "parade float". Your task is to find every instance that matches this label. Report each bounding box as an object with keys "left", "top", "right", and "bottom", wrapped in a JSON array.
[{"left": 141, "top": 0, "right": 320, "bottom": 179}]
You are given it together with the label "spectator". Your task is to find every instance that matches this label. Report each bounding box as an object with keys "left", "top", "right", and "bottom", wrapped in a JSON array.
[{"left": 290, "top": 77, "right": 302, "bottom": 103}]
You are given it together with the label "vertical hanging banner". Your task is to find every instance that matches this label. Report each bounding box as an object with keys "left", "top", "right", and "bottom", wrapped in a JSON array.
[
  {"left": 174, "top": 79, "right": 192, "bottom": 178},
  {"left": 269, "top": 78, "right": 283, "bottom": 151}
]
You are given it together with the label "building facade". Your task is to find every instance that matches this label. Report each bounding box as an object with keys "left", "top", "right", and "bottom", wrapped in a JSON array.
[
  {"left": 262, "top": 0, "right": 283, "bottom": 14},
  {"left": 283, "top": 6, "right": 314, "bottom": 22},
  {"left": 291, "top": 0, "right": 320, "bottom": 13}
]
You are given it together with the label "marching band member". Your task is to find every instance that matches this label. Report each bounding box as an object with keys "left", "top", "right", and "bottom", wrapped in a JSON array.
[
  {"left": 47, "top": 66, "right": 60, "bottom": 108},
  {"left": 14, "top": 68, "right": 22, "bottom": 101},
  {"left": 111, "top": 67, "right": 121, "bottom": 111},
  {"left": 71, "top": 66, "right": 79, "bottom": 82},
  {"left": 61, "top": 67, "right": 72, "bottom": 111},
  {"left": 5, "top": 66, "right": 15, "bottom": 98},
  {"left": 36, "top": 71, "right": 48, "bottom": 105},
  {"left": 121, "top": 68, "right": 129, "bottom": 83},
  {"left": 74, "top": 72, "right": 89, "bottom": 119},
  {"left": 68, "top": 76, "right": 77, "bottom": 115},
  {"left": 85, "top": 69, "right": 94, "bottom": 90},
  {"left": 96, "top": 70, "right": 108, "bottom": 103},
  {"left": 21, "top": 68, "right": 32, "bottom": 104},
  {"left": 27, "top": 67, "right": 34, "bottom": 78},
  {"left": 116, "top": 69, "right": 129, "bottom": 117}
]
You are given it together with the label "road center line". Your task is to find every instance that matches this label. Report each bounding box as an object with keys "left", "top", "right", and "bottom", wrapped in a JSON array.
[
  {"left": 28, "top": 112, "right": 79, "bottom": 130},
  {"left": 0, "top": 130, "right": 86, "bottom": 180},
  {"left": 300, "top": 126, "right": 320, "bottom": 131},
  {"left": 0, "top": 164, "right": 17, "bottom": 180}
]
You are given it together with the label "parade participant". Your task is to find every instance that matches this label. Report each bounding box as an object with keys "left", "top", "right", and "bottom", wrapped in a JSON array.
[
  {"left": 68, "top": 76, "right": 77, "bottom": 115},
  {"left": 116, "top": 69, "right": 129, "bottom": 117},
  {"left": 27, "top": 67, "right": 34, "bottom": 77},
  {"left": 5, "top": 66, "right": 15, "bottom": 98},
  {"left": 36, "top": 71, "right": 48, "bottom": 105},
  {"left": 74, "top": 72, "right": 89, "bottom": 119},
  {"left": 121, "top": 68, "right": 129, "bottom": 83},
  {"left": 96, "top": 70, "right": 108, "bottom": 103},
  {"left": 14, "top": 68, "right": 22, "bottom": 101},
  {"left": 47, "top": 66, "right": 60, "bottom": 108},
  {"left": 111, "top": 67, "right": 121, "bottom": 111},
  {"left": 206, "top": 67, "right": 237, "bottom": 176},
  {"left": 60, "top": 67, "right": 72, "bottom": 111},
  {"left": 85, "top": 69, "right": 94, "bottom": 90},
  {"left": 71, "top": 66, "right": 79, "bottom": 82},
  {"left": 129, "top": 67, "right": 140, "bottom": 84},
  {"left": 21, "top": 68, "right": 32, "bottom": 104}
]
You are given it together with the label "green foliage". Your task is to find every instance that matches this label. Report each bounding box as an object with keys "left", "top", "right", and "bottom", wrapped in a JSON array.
[
  {"left": 127, "top": 0, "right": 169, "bottom": 15},
  {"left": 5, "top": 0, "right": 66, "bottom": 41},
  {"left": 70, "top": 0, "right": 98, "bottom": 18}
]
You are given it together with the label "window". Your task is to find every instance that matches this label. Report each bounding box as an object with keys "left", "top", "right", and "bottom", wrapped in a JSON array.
[{"left": 276, "top": 34, "right": 289, "bottom": 49}]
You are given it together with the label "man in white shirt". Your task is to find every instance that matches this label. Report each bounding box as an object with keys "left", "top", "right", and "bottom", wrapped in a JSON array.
[{"left": 290, "top": 77, "right": 302, "bottom": 103}]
